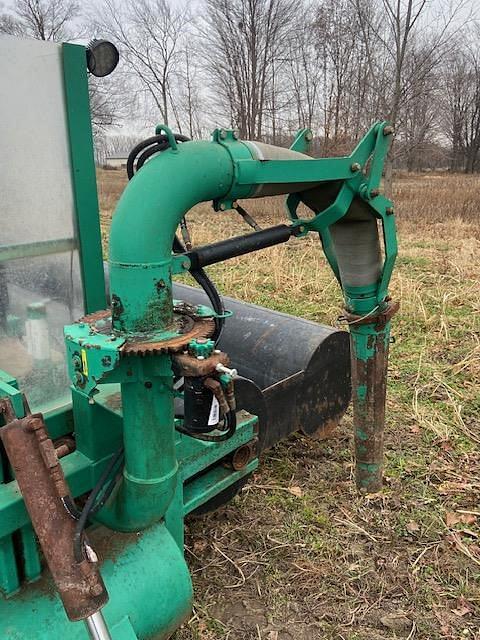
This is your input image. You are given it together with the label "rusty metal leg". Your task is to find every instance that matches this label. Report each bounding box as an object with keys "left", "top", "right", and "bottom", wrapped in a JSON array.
[
  {"left": 0, "top": 413, "right": 109, "bottom": 621},
  {"left": 350, "top": 322, "right": 391, "bottom": 493}
]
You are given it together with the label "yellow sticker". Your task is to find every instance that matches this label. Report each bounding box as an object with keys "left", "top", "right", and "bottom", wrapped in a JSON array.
[{"left": 81, "top": 349, "right": 88, "bottom": 376}]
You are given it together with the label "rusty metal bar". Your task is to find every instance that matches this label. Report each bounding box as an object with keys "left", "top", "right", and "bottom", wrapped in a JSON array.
[
  {"left": 350, "top": 324, "right": 391, "bottom": 493},
  {"left": 0, "top": 413, "right": 108, "bottom": 621}
]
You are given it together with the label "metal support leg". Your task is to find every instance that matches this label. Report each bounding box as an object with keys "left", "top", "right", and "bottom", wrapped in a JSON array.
[{"left": 350, "top": 322, "right": 391, "bottom": 492}]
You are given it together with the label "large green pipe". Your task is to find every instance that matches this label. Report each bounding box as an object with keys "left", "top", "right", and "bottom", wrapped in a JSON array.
[
  {"left": 109, "top": 141, "right": 236, "bottom": 334},
  {"left": 95, "top": 359, "right": 178, "bottom": 532}
]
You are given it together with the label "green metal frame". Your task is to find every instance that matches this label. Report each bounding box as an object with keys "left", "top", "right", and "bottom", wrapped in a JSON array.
[{"left": 62, "top": 43, "right": 106, "bottom": 314}]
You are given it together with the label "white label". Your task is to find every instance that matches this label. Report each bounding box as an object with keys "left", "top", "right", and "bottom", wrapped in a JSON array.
[
  {"left": 208, "top": 396, "right": 220, "bottom": 426},
  {"left": 25, "top": 319, "right": 50, "bottom": 361}
]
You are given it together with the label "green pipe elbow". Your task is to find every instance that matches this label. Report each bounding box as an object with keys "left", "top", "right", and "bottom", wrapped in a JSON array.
[{"left": 108, "top": 140, "right": 236, "bottom": 333}]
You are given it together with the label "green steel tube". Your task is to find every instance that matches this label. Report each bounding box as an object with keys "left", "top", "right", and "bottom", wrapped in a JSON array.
[
  {"left": 109, "top": 141, "right": 236, "bottom": 334},
  {"left": 95, "top": 359, "right": 178, "bottom": 532},
  {"left": 100, "top": 141, "right": 238, "bottom": 531}
]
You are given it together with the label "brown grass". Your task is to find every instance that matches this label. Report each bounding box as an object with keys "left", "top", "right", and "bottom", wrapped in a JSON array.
[{"left": 97, "top": 169, "right": 480, "bottom": 640}]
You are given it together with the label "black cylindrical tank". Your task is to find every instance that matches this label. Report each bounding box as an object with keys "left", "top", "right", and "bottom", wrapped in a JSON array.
[{"left": 173, "top": 283, "right": 351, "bottom": 451}]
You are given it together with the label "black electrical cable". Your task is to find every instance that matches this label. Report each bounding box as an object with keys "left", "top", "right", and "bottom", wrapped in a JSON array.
[
  {"left": 126, "top": 133, "right": 190, "bottom": 180},
  {"left": 73, "top": 447, "right": 124, "bottom": 563},
  {"left": 175, "top": 409, "right": 236, "bottom": 442}
]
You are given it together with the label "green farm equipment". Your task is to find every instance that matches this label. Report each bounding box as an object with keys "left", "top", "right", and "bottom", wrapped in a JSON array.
[{"left": 0, "top": 36, "right": 398, "bottom": 639}]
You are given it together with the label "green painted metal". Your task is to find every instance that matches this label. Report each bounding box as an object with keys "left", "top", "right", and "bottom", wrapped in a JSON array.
[
  {"left": 109, "top": 139, "right": 235, "bottom": 332},
  {"left": 62, "top": 43, "right": 106, "bottom": 314},
  {"left": 289, "top": 128, "right": 313, "bottom": 154},
  {"left": 0, "top": 521, "right": 192, "bottom": 640}
]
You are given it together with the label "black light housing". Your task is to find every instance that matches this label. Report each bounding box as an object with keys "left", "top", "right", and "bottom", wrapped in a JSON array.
[{"left": 86, "top": 40, "right": 119, "bottom": 77}]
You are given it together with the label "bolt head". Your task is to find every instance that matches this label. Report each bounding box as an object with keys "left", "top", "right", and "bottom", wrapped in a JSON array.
[
  {"left": 386, "top": 206, "right": 394, "bottom": 215},
  {"left": 219, "top": 203, "right": 226, "bottom": 211},
  {"left": 383, "top": 126, "right": 394, "bottom": 136},
  {"left": 232, "top": 129, "right": 240, "bottom": 140},
  {"left": 370, "top": 189, "right": 380, "bottom": 198},
  {"left": 305, "top": 131, "right": 313, "bottom": 142},
  {"left": 351, "top": 162, "right": 361, "bottom": 172},
  {"left": 219, "top": 129, "right": 227, "bottom": 140}
]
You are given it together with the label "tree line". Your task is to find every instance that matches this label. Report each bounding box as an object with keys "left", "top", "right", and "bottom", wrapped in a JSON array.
[{"left": 1, "top": 0, "right": 479, "bottom": 173}]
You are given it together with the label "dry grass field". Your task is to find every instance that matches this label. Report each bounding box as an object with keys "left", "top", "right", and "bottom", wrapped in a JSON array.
[{"left": 97, "top": 168, "right": 480, "bottom": 640}]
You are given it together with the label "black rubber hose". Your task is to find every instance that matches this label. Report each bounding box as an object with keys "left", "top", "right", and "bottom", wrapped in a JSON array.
[
  {"left": 127, "top": 133, "right": 190, "bottom": 179},
  {"left": 191, "top": 268, "right": 225, "bottom": 342},
  {"left": 73, "top": 447, "right": 124, "bottom": 563},
  {"left": 175, "top": 409, "right": 237, "bottom": 442}
]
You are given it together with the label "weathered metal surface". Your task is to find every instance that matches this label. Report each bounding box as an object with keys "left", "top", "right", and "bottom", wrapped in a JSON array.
[
  {"left": 341, "top": 299, "right": 400, "bottom": 330},
  {"left": 0, "top": 413, "right": 108, "bottom": 621},
  {"left": 231, "top": 440, "right": 256, "bottom": 471},
  {"left": 77, "top": 309, "right": 215, "bottom": 356},
  {"left": 173, "top": 351, "right": 230, "bottom": 377},
  {"left": 351, "top": 331, "right": 389, "bottom": 493},
  {"left": 172, "top": 284, "right": 351, "bottom": 451}
]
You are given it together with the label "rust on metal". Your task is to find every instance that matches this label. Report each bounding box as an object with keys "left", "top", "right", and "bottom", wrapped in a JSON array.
[
  {"left": 203, "top": 378, "right": 230, "bottom": 416},
  {"left": 173, "top": 351, "right": 229, "bottom": 377},
  {"left": 54, "top": 436, "right": 76, "bottom": 459},
  {"left": 351, "top": 335, "right": 389, "bottom": 493},
  {"left": 342, "top": 299, "right": 399, "bottom": 330},
  {"left": 122, "top": 316, "right": 214, "bottom": 355},
  {"left": 231, "top": 441, "right": 256, "bottom": 471},
  {"left": 77, "top": 309, "right": 215, "bottom": 355},
  {"left": 0, "top": 413, "right": 108, "bottom": 621}
]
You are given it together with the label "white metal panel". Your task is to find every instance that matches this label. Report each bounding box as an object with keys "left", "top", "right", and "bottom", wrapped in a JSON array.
[
  {"left": 0, "top": 35, "right": 76, "bottom": 243},
  {"left": 0, "top": 36, "right": 85, "bottom": 412}
]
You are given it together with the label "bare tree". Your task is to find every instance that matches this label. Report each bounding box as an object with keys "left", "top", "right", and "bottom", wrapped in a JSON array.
[
  {"left": 352, "top": 0, "right": 470, "bottom": 188},
  {"left": 441, "top": 32, "right": 480, "bottom": 173},
  {"left": 202, "top": 0, "right": 296, "bottom": 139},
  {"left": 95, "top": 0, "right": 190, "bottom": 127},
  {"left": 0, "top": 0, "right": 79, "bottom": 41},
  {"left": 287, "top": 3, "right": 324, "bottom": 132}
]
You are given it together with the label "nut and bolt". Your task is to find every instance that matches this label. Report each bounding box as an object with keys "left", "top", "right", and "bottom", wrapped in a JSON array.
[
  {"left": 351, "top": 162, "right": 362, "bottom": 172},
  {"left": 25, "top": 416, "right": 43, "bottom": 432}
]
